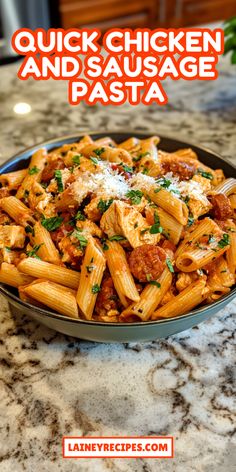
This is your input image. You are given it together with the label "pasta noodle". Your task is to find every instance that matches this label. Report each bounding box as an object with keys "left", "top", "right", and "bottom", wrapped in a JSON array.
[{"left": 0, "top": 134, "right": 235, "bottom": 323}]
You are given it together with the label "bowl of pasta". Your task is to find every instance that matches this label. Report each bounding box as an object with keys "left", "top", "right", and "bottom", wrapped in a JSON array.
[{"left": 0, "top": 132, "right": 235, "bottom": 342}]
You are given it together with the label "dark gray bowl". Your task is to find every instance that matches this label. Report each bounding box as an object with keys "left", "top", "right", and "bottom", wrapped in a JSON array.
[{"left": 0, "top": 132, "right": 235, "bottom": 342}]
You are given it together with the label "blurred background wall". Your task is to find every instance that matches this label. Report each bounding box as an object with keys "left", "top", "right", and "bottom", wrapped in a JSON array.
[{"left": 0, "top": 0, "right": 235, "bottom": 63}]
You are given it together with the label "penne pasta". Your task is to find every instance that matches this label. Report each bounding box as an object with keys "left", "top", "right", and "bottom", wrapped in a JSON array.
[
  {"left": 120, "top": 268, "right": 172, "bottom": 321},
  {"left": 152, "top": 279, "right": 209, "bottom": 320},
  {"left": 0, "top": 196, "right": 35, "bottom": 226},
  {"left": 81, "top": 144, "right": 133, "bottom": 165},
  {"left": 76, "top": 237, "right": 106, "bottom": 319},
  {"left": 147, "top": 187, "right": 189, "bottom": 225},
  {"left": 0, "top": 169, "right": 28, "bottom": 190},
  {"left": 32, "top": 221, "right": 61, "bottom": 265},
  {"left": 16, "top": 148, "right": 47, "bottom": 199},
  {"left": 0, "top": 262, "right": 34, "bottom": 287},
  {"left": 209, "top": 178, "right": 236, "bottom": 197},
  {"left": 105, "top": 241, "right": 140, "bottom": 307},
  {"left": 24, "top": 279, "right": 79, "bottom": 318},
  {"left": 17, "top": 257, "right": 80, "bottom": 289}
]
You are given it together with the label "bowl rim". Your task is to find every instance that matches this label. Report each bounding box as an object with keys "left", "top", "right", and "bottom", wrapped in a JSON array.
[{"left": 0, "top": 130, "right": 235, "bottom": 327}]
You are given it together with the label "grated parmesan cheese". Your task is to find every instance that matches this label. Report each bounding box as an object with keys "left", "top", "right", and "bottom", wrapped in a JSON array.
[{"left": 73, "top": 165, "right": 130, "bottom": 202}]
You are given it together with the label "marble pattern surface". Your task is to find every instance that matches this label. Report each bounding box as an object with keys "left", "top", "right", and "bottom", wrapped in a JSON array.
[{"left": 0, "top": 51, "right": 236, "bottom": 471}]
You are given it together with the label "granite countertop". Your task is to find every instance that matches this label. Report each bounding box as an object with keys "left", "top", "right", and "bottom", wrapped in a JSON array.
[{"left": 0, "top": 51, "right": 236, "bottom": 472}]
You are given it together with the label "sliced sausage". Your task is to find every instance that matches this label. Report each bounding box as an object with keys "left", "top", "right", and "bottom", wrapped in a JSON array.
[
  {"left": 161, "top": 156, "right": 197, "bottom": 180},
  {"left": 129, "top": 244, "right": 166, "bottom": 282},
  {"left": 95, "top": 277, "right": 119, "bottom": 315},
  {"left": 209, "top": 194, "right": 232, "bottom": 220}
]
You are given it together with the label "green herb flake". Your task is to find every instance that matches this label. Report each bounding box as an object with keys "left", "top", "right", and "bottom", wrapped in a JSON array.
[
  {"left": 156, "top": 177, "right": 172, "bottom": 188},
  {"left": 166, "top": 258, "right": 174, "bottom": 273},
  {"left": 97, "top": 198, "right": 114, "bottom": 214},
  {"left": 126, "top": 189, "right": 143, "bottom": 205},
  {"left": 72, "top": 154, "right": 82, "bottom": 166},
  {"left": 109, "top": 235, "right": 127, "bottom": 242},
  {"left": 187, "top": 216, "right": 195, "bottom": 227},
  {"left": 28, "top": 166, "right": 39, "bottom": 175},
  {"left": 90, "top": 157, "right": 99, "bottom": 166},
  {"left": 5, "top": 247, "right": 12, "bottom": 252},
  {"left": 142, "top": 167, "right": 149, "bottom": 175},
  {"left": 92, "top": 284, "right": 101, "bottom": 294},
  {"left": 149, "top": 281, "right": 161, "bottom": 288},
  {"left": 75, "top": 210, "right": 86, "bottom": 221},
  {"left": 120, "top": 163, "right": 134, "bottom": 173},
  {"left": 134, "top": 222, "right": 138, "bottom": 229},
  {"left": 25, "top": 225, "right": 34, "bottom": 235},
  {"left": 72, "top": 230, "right": 88, "bottom": 249},
  {"left": 197, "top": 168, "right": 213, "bottom": 180},
  {"left": 41, "top": 216, "right": 63, "bottom": 232},
  {"left": 184, "top": 195, "right": 190, "bottom": 205},
  {"left": 26, "top": 243, "right": 44, "bottom": 258},
  {"left": 218, "top": 233, "right": 230, "bottom": 248},
  {"left": 150, "top": 224, "right": 163, "bottom": 234},
  {"left": 54, "top": 169, "right": 64, "bottom": 192},
  {"left": 86, "top": 265, "right": 94, "bottom": 274},
  {"left": 94, "top": 147, "right": 105, "bottom": 157},
  {"left": 154, "top": 187, "right": 161, "bottom": 193},
  {"left": 101, "top": 238, "right": 109, "bottom": 251},
  {"left": 133, "top": 152, "right": 150, "bottom": 163},
  {"left": 146, "top": 273, "right": 152, "bottom": 282},
  {"left": 208, "top": 234, "right": 215, "bottom": 244}
]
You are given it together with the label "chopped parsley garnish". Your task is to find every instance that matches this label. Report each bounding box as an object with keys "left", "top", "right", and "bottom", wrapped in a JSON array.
[
  {"left": 184, "top": 195, "right": 190, "bottom": 205},
  {"left": 134, "top": 222, "right": 138, "bottom": 229},
  {"left": 94, "top": 147, "right": 105, "bottom": 157},
  {"left": 150, "top": 211, "right": 163, "bottom": 234},
  {"left": 149, "top": 281, "right": 161, "bottom": 288},
  {"left": 101, "top": 238, "right": 109, "bottom": 250},
  {"left": 97, "top": 198, "right": 113, "bottom": 214},
  {"left": 187, "top": 215, "right": 195, "bottom": 227},
  {"left": 75, "top": 210, "right": 86, "bottom": 221},
  {"left": 156, "top": 177, "right": 172, "bottom": 188},
  {"left": 197, "top": 168, "right": 213, "bottom": 180},
  {"left": 92, "top": 284, "right": 101, "bottom": 294},
  {"left": 142, "top": 167, "right": 149, "bottom": 175},
  {"left": 90, "top": 157, "right": 99, "bottom": 166},
  {"left": 218, "top": 233, "right": 230, "bottom": 248},
  {"left": 126, "top": 189, "right": 143, "bottom": 205},
  {"left": 5, "top": 247, "right": 12, "bottom": 252},
  {"left": 119, "top": 163, "right": 134, "bottom": 173},
  {"left": 25, "top": 225, "right": 34, "bottom": 235},
  {"left": 26, "top": 243, "right": 43, "bottom": 258},
  {"left": 41, "top": 216, "right": 63, "bottom": 232},
  {"left": 154, "top": 187, "right": 161, "bottom": 193},
  {"left": 208, "top": 234, "right": 215, "bottom": 244},
  {"left": 72, "top": 154, "right": 82, "bottom": 165},
  {"left": 72, "top": 230, "right": 88, "bottom": 249},
  {"left": 86, "top": 265, "right": 94, "bottom": 274},
  {"left": 54, "top": 169, "right": 63, "bottom": 192},
  {"left": 150, "top": 224, "right": 163, "bottom": 234},
  {"left": 28, "top": 166, "right": 39, "bottom": 175},
  {"left": 133, "top": 152, "right": 150, "bottom": 162},
  {"left": 109, "top": 235, "right": 127, "bottom": 242},
  {"left": 166, "top": 258, "right": 174, "bottom": 273}
]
